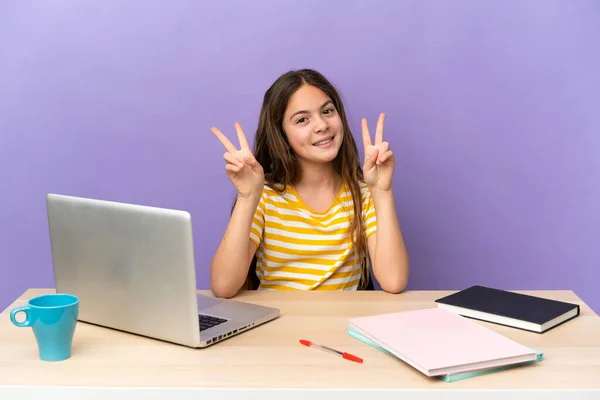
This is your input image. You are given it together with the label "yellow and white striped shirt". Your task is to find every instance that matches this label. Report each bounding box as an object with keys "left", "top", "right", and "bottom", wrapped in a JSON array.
[{"left": 249, "top": 180, "right": 377, "bottom": 291}]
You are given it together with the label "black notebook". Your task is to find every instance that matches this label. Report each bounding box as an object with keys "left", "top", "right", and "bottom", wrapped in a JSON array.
[{"left": 435, "top": 285, "right": 580, "bottom": 333}]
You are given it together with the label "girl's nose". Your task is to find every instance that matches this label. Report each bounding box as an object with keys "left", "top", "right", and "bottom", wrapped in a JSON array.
[{"left": 313, "top": 116, "right": 328, "bottom": 133}]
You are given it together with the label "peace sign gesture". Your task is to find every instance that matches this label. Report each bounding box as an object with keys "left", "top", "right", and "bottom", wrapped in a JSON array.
[
  {"left": 211, "top": 122, "right": 265, "bottom": 201},
  {"left": 362, "top": 113, "right": 395, "bottom": 193}
]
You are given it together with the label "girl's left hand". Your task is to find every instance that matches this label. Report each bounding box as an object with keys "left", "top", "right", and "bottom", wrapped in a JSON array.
[{"left": 362, "top": 113, "right": 395, "bottom": 193}]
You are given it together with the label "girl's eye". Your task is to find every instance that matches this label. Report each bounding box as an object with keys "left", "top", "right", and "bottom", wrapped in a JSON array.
[
  {"left": 296, "top": 117, "right": 307, "bottom": 124},
  {"left": 323, "top": 108, "right": 335, "bottom": 115}
]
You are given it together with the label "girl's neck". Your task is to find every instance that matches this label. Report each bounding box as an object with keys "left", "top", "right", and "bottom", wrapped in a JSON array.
[{"left": 295, "top": 161, "right": 340, "bottom": 192}]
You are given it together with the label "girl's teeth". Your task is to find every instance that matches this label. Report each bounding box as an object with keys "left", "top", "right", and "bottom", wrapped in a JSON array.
[{"left": 315, "top": 138, "right": 332, "bottom": 146}]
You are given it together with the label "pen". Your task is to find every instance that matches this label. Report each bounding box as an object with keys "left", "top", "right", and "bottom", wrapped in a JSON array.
[{"left": 299, "top": 339, "right": 363, "bottom": 363}]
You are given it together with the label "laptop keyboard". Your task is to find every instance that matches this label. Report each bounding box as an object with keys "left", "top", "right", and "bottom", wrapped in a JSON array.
[{"left": 199, "top": 314, "right": 227, "bottom": 331}]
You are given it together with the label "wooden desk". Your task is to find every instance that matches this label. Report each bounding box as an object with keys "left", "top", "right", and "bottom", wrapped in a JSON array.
[{"left": 1, "top": 289, "right": 599, "bottom": 399}]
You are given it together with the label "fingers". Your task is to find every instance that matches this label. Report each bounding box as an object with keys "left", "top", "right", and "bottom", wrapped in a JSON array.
[
  {"left": 212, "top": 122, "right": 251, "bottom": 152},
  {"left": 363, "top": 113, "right": 385, "bottom": 147},
  {"left": 361, "top": 118, "right": 372, "bottom": 149},
  {"left": 243, "top": 155, "right": 263, "bottom": 172},
  {"left": 376, "top": 142, "right": 390, "bottom": 165},
  {"left": 375, "top": 113, "right": 385, "bottom": 145},
  {"left": 377, "top": 150, "right": 394, "bottom": 165},
  {"left": 223, "top": 152, "right": 244, "bottom": 168},
  {"left": 234, "top": 122, "right": 250, "bottom": 150},
  {"left": 225, "top": 163, "right": 241, "bottom": 174},
  {"left": 211, "top": 127, "right": 237, "bottom": 153},
  {"left": 363, "top": 148, "right": 378, "bottom": 171},
  {"left": 223, "top": 151, "right": 263, "bottom": 176}
]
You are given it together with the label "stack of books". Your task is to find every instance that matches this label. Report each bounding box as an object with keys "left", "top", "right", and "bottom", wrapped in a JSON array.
[{"left": 347, "top": 285, "right": 579, "bottom": 382}]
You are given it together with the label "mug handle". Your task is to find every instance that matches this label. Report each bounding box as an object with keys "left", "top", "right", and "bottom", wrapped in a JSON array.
[{"left": 10, "top": 306, "right": 32, "bottom": 327}]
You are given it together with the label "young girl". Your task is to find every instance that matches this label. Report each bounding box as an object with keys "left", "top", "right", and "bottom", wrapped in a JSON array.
[{"left": 210, "top": 69, "right": 409, "bottom": 298}]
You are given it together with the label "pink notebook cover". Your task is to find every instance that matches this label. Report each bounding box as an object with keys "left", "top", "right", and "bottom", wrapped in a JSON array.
[{"left": 348, "top": 307, "right": 537, "bottom": 376}]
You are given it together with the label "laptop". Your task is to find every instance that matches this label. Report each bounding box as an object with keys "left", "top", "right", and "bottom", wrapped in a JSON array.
[{"left": 46, "top": 193, "right": 280, "bottom": 348}]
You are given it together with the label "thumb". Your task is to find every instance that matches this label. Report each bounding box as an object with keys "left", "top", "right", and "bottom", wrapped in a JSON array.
[
  {"left": 244, "top": 156, "right": 263, "bottom": 172},
  {"left": 363, "top": 149, "right": 378, "bottom": 171}
]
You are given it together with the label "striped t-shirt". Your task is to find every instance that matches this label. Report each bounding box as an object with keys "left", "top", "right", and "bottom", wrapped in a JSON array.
[{"left": 249, "top": 180, "right": 377, "bottom": 291}]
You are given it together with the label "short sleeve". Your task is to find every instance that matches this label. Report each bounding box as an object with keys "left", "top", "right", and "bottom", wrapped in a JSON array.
[
  {"left": 362, "top": 187, "right": 377, "bottom": 239},
  {"left": 249, "top": 192, "right": 266, "bottom": 246}
]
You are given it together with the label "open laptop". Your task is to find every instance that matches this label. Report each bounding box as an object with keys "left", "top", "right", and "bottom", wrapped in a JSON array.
[{"left": 46, "top": 193, "right": 280, "bottom": 348}]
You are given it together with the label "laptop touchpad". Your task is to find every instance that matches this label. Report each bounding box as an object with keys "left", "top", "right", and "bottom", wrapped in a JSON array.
[{"left": 197, "top": 295, "right": 224, "bottom": 311}]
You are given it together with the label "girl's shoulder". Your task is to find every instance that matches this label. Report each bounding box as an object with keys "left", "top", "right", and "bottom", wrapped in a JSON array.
[
  {"left": 262, "top": 182, "right": 286, "bottom": 195},
  {"left": 259, "top": 183, "right": 294, "bottom": 202},
  {"left": 355, "top": 179, "right": 373, "bottom": 201},
  {"left": 357, "top": 180, "right": 369, "bottom": 191},
  {"left": 341, "top": 179, "right": 374, "bottom": 208}
]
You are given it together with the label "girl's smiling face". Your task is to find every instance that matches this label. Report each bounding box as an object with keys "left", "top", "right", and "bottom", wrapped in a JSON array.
[{"left": 282, "top": 84, "right": 344, "bottom": 166}]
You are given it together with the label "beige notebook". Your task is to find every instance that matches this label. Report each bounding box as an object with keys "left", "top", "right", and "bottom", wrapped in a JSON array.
[{"left": 348, "top": 307, "right": 538, "bottom": 376}]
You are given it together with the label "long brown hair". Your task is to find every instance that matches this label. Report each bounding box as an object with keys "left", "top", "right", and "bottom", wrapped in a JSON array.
[{"left": 241, "top": 69, "right": 371, "bottom": 289}]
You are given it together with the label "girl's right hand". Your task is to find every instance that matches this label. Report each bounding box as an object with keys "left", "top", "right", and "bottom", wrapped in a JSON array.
[{"left": 211, "top": 122, "right": 265, "bottom": 201}]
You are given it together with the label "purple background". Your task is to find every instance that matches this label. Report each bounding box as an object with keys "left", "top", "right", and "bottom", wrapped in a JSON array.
[{"left": 1, "top": 0, "right": 599, "bottom": 313}]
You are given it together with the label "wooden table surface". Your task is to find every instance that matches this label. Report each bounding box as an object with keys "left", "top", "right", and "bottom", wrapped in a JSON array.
[{"left": 1, "top": 288, "right": 599, "bottom": 399}]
